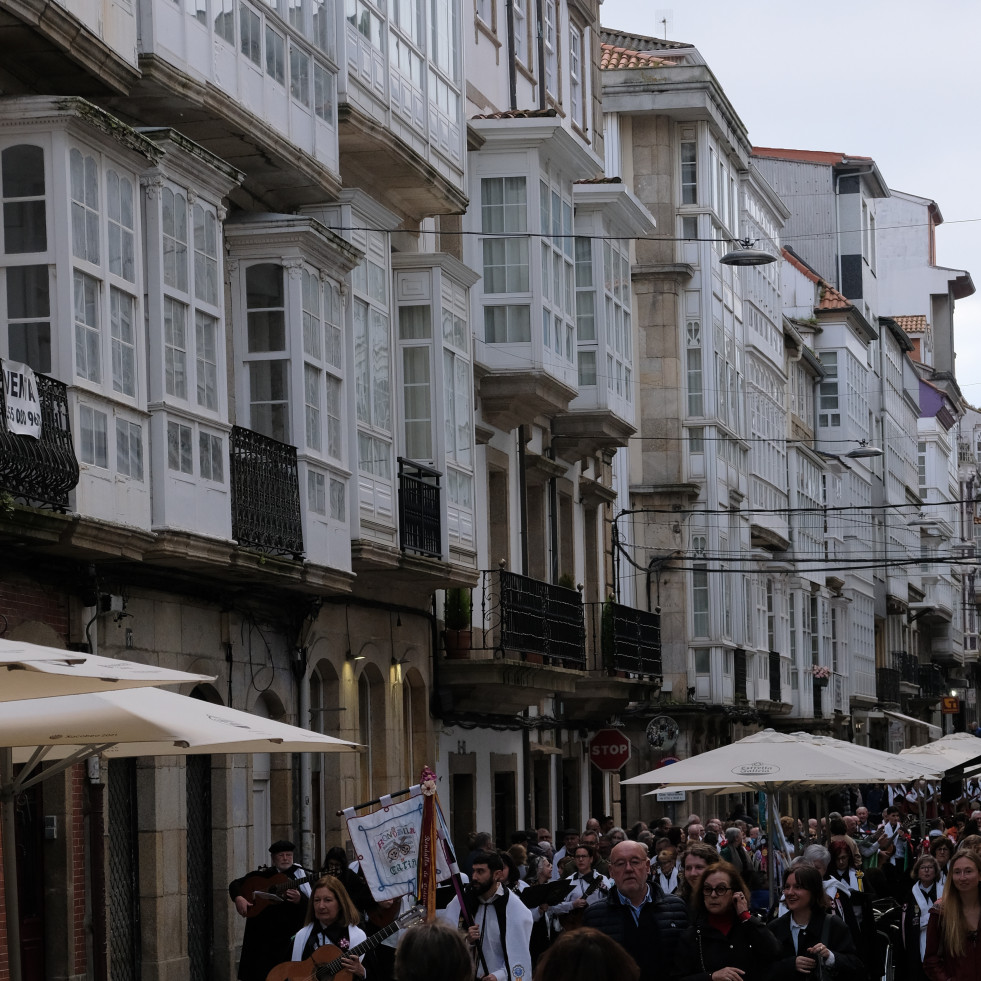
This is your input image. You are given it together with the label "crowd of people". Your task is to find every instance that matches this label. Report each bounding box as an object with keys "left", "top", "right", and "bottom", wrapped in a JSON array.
[{"left": 226, "top": 796, "right": 981, "bottom": 981}]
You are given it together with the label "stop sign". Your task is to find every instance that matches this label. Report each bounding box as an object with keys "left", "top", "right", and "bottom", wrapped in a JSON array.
[{"left": 588, "top": 729, "right": 632, "bottom": 772}]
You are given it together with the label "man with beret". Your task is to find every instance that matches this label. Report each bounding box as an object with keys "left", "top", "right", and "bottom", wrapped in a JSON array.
[{"left": 229, "top": 839, "right": 313, "bottom": 981}]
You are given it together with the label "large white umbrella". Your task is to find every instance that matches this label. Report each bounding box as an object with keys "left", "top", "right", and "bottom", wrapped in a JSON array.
[
  {"left": 0, "top": 683, "right": 356, "bottom": 981},
  {"left": 624, "top": 728, "right": 945, "bottom": 908},
  {"left": 1, "top": 636, "right": 218, "bottom": 981},
  {"left": 2, "top": 686, "right": 356, "bottom": 769},
  {"left": 0, "top": 636, "right": 215, "bottom": 700},
  {"left": 899, "top": 732, "right": 981, "bottom": 771},
  {"left": 623, "top": 728, "right": 945, "bottom": 790}
]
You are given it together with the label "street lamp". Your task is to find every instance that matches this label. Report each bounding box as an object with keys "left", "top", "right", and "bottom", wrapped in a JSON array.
[
  {"left": 719, "top": 238, "right": 776, "bottom": 267},
  {"left": 843, "top": 441, "right": 884, "bottom": 459}
]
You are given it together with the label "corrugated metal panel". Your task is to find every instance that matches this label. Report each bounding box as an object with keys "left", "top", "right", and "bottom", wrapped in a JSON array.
[{"left": 753, "top": 158, "right": 838, "bottom": 286}]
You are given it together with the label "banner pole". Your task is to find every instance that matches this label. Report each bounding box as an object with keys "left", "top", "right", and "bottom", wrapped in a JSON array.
[{"left": 336, "top": 783, "right": 420, "bottom": 816}]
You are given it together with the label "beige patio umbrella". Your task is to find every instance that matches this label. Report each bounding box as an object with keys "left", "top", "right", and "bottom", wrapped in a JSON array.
[
  {"left": 0, "top": 684, "right": 356, "bottom": 981},
  {"left": 623, "top": 728, "right": 945, "bottom": 790},
  {"left": 1, "top": 635, "right": 219, "bottom": 981},
  {"left": 624, "top": 728, "right": 945, "bottom": 905},
  {"left": 0, "top": 635, "right": 215, "bottom": 700},
  {"left": 899, "top": 732, "right": 981, "bottom": 771}
]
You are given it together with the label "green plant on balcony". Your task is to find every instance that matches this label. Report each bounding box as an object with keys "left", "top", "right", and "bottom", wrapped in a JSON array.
[
  {"left": 443, "top": 587, "right": 472, "bottom": 659},
  {"left": 557, "top": 573, "right": 576, "bottom": 590}
]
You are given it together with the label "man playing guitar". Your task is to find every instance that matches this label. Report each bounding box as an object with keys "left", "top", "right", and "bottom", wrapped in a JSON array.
[{"left": 228, "top": 839, "right": 313, "bottom": 981}]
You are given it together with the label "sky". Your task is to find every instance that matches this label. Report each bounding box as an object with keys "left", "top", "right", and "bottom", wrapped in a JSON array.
[{"left": 598, "top": 0, "right": 981, "bottom": 404}]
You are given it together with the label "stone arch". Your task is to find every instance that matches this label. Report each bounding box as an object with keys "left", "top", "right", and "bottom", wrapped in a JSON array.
[
  {"left": 400, "top": 664, "right": 429, "bottom": 783},
  {"left": 308, "top": 655, "right": 342, "bottom": 860},
  {"left": 190, "top": 682, "right": 223, "bottom": 705},
  {"left": 357, "top": 660, "right": 387, "bottom": 800}
]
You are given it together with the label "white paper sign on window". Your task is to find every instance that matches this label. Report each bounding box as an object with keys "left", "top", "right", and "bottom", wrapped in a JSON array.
[{"left": 3, "top": 361, "right": 43, "bottom": 438}]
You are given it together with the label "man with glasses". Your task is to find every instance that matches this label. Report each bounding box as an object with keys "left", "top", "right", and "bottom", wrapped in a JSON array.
[{"left": 583, "top": 840, "right": 688, "bottom": 980}]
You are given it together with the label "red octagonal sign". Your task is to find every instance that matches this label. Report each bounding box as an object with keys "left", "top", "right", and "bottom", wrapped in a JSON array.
[{"left": 588, "top": 728, "right": 632, "bottom": 772}]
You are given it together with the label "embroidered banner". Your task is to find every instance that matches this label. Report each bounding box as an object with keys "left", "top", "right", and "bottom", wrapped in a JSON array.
[{"left": 346, "top": 792, "right": 452, "bottom": 901}]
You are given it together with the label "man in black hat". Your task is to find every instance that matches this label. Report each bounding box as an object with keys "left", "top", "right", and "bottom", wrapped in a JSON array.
[{"left": 229, "top": 839, "right": 313, "bottom": 981}]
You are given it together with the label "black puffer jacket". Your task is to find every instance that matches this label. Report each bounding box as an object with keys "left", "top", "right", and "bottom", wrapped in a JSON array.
[
  {"left": 582, "top": 881, "right": 689, "bottom": 981},
  {"left": 673, "top": 913, "right": 781, "bottom": 981}
]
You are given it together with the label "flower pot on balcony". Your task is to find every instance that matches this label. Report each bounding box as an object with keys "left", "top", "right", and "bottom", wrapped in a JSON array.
[
  {"left": 443, "top": 587, "right": 472, "bottom": 658},
  {"left": 814, "top": 677, "right": 828, "bottom": 689},
  {"left": 444, "top": 628, "right": 472, "bottom": 659}
]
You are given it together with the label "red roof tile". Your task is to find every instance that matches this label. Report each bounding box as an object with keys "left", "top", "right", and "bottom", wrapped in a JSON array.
[
  {"left": 753, "top": 147, "right": 873, "bottom": 166},
  {"left": 600, "top": 43, "right": 682, "bottom": 70},
  {"left": 817, "top": 283, "right": 851, "bottom": 311},
  {"left": 471, "top": 108, "right": 558, "bottom": 120},
  {"left": 782, "top": 248, "right": 820, "bottom": 284},
  {"left": 892, "top": 314, "right": 929, "bottom": 333}
]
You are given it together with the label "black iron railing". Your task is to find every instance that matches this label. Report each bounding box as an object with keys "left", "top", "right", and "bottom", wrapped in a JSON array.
[
  {"left": 769, "top": 651, "right": 782, "bottom": 703},
  {"left": 0, "top": 361, "right": 79, "bottom": 510},
  {"left": 891, "top": 650, "right": 919, "bottom": 685},
  {"left": 876, "top": 666, "right": 901, "bottom": 706},
  {"left": 917, "top": 663, "right": 947, "bottom": 699},
  {"left": 229, "top": 426, "right": 303, "bottom": 558},
  {"left": 475, "top": 569, "right": 585, "bottom": 668},
  {"left": 397, "top": 457, "right": 441, "bottom": 558},
  {"left": 596, "top": 601, "right": 661, "bottom": 677}
]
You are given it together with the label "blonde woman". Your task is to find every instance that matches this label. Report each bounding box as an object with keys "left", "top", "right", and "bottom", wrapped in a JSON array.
[{"left": 923, "top": 850, "right": 981, "bottom": 981}]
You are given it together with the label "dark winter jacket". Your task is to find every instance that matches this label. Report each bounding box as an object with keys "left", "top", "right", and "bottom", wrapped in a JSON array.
[
  {"left": 673, "top": 912, "right": 780, "bottom": 981},
  {"left": 767, "top": 910, "right": 867, "bottom": 981},
  {"left": 582, "top": 881, "right": 688, "bottom": 981}
]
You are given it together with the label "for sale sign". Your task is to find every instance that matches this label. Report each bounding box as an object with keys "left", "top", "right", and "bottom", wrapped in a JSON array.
[{"left": 3, "top": 361, "right": 42, "bottom": 438}]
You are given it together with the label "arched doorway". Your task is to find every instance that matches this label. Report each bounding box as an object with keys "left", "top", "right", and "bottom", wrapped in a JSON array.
[{"left": 309, "top": 657, "right": 340, "bottom": 863}]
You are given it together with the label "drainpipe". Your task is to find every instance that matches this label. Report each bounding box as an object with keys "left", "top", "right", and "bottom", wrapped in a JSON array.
[
  {"left": 535, "top": 0, "right": 546, "bottom": 111},
  {"left": 504, "top": 1, "right": 517, "bottom": 111},
  {"left": 298, "top": 664, "right": 313, "bottom": 863},
  {"left": 88, "top": 766, "right": 107, "bottom": 981},
  {"left": 547, "top": 442, "right": 558, "bottom": 583},
  {"left": 518, "top": 426, "right": 529, "bottom": 575}
]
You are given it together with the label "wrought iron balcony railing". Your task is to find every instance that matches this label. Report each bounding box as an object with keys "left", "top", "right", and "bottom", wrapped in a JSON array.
[
  {"left": 589, "top": 601, "right": 661, "bottom": 678},
  {"left": 473, "top": 569, "right": 585, "bottom": 669},
  {"left": 229, "top": 426, "right": 303, "bottom": 558},
  {"left": 917, "top": 663, "right": 947, "bottom": 699},
  {"left": 891, "top": 650, "right": 920, "bottom": 685},
  {"left": 0, "top": 360, "right": 79, "bottom": 510},
  {"left": 397, "top": 457, "right": 441, "bottom": 558},
  {"left": 876, "top": 666, "right": 901, "bottom": 706}
]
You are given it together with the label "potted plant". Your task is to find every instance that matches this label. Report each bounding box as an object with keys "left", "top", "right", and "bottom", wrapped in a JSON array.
[
  {"left": 811, "top": 664, "right": 831, "bottom": 688},
  {"left": 443, "top": 587, "right": 472, "bottom": 659}
]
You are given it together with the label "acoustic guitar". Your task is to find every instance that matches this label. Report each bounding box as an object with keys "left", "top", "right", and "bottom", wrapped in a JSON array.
[
  {"left": 237, "top": 871, "right": 317, "bottom": 918},
  {"left": 266, "top": 905, "right": 425, "bottom": 981}
]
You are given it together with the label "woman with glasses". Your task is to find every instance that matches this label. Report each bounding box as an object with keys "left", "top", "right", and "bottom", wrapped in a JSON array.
[
  {"left": 547, "top": 843, "right": 611, "bottom": 934},
  {"left": 767, "top": 864, "right": 864, "bottom": 981},
  {"left": 672, "top": 861, "right": 779, "bottom": 981}
]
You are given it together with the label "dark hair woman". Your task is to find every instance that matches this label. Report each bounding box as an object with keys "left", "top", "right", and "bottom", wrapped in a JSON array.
[
  {"left": 672, "top": 860, "right": 779, "bottom": 981},
  {"left": 767, "top": 864, "right": 864, "bottom": 981},
  {"left": 394, "top": 919, "right": 472, "bottom": 981},
  {"left": 922, "top": 850, "right": 981, "bottom": 981},
  {"left": 533, "top": 926, "right": 640, "bottom": 981},
  {"left": 929, "top": 836, "right": 952, "bottom": 892},
  {"left": 679, "top": 842, "right": 722, "bottom": 906},
  {"left": 290, "top": 876, "right": 366, "bottom": 976}
]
